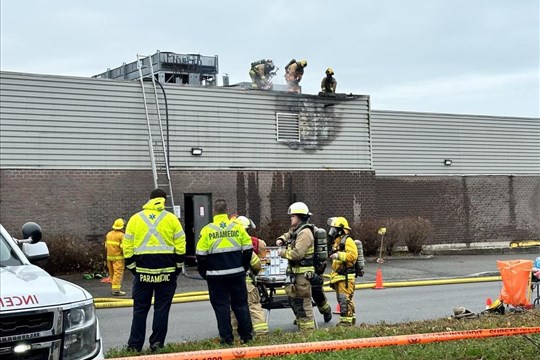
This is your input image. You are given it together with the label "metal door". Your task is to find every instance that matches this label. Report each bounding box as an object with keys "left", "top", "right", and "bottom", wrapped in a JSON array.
[{"left": 184, "top": 194, "right": 212, "bottom": 265}]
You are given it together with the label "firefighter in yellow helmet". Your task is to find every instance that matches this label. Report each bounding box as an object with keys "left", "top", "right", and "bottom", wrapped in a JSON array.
[
  {"left": 328, "top": 216, "right": 359, "bottom": 326},
  {"left": 276, "top": 201, "right": 316, "bottom": 330},
  {"left": 284, "top": 59, "right": 307, "bottom": 93},
  {"left": 321, "top": 68, "right": 337, "bottom": 93},
  {"left": 105, "top": 218, "right": 126, "bottom": 296},
  {"left": 123, "top": 188, "right": 186, "bottom": 352},
  {"left": 231, "top": 216, "right": 269, "bottom": 337},
  {"left": 249, "top": 59, "right": 275, "bottom": 90}
]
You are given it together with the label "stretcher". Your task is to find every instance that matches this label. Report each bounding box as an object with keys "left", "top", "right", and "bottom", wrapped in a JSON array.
[{"left": 256, "top": 247, "right": 292, "bottom": 323}]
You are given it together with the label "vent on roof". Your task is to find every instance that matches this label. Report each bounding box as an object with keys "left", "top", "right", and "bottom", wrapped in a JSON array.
[{"left": 276, "top": 113, "right": 300, "bottom": 142}]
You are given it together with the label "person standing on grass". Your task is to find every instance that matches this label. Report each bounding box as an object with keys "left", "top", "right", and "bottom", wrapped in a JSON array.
[{"left": 123, "top": 188, "right": 186, "bottom": 353}]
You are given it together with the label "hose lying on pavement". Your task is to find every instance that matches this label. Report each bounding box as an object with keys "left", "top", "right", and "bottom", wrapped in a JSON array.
[{"left": 94, "top": 276, "right": 502, "bottom": 309}]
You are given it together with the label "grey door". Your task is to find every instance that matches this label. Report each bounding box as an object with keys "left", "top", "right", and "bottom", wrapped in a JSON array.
[{"left": 184, "top": 194, "right": 212, "bottom": 265}]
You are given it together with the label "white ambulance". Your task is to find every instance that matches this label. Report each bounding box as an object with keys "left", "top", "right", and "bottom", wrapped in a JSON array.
[{"left": 0, "top": 223, "right": 104, "bottom": 359}]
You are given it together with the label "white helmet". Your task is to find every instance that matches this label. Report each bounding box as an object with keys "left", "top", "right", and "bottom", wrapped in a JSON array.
[
  {"left": 287, "top": 202, "right": 312, "bottom": 216},
  {"left": 235, "top": 216, "right": 256, "bottom": 229}
]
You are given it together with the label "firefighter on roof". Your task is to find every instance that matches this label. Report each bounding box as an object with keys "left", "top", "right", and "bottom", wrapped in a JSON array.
[
  {"left": 328, "top": 216, "right": 359, "bottom": 326},
  {"left": 321, "top": 67, "right": 337, "bottom": 93},
  {"left": 249, "top": 59, "right": 275, "bottom": 90},
  {"left": 285, "top": 59, "right": 307, "bottom": 93}
]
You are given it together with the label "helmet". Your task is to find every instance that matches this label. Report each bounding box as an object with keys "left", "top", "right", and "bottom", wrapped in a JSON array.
[
  {"left": 325, "top": 67, "right": 334, "bottom": 75},
  {"left": 235, "top": 216, "right": 256, "bottom": 229},
  {"left": 287, "top": 202, "right": 312, "bottom": 216},
  {"left": 327, "top": 216, "right": 351, "bottom": 230},
  {"left": 112, "top": 218, "right": 125, "bottom": 230},
  {"left": 299, "top": 60, "right": 307, "bottom": 67}
]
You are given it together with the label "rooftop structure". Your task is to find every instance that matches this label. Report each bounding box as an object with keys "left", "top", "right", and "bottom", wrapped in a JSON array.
[{"left": 93, "top": 50, "right": 218, "bottom": 86}]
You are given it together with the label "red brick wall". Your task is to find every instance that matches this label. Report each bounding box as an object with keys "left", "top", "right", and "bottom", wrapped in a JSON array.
[{"left": 1, "top": 169, "right": 538, "bottom": 245}]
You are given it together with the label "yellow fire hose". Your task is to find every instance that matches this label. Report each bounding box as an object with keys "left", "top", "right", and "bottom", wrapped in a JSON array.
[{"left": 94, "top": 276, "right": 501, "bottom": 309}]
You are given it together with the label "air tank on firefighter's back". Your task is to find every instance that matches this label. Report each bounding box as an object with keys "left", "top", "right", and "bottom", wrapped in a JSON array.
[{"left": 314, "top": 228, "right": 328, "bottom": 262}]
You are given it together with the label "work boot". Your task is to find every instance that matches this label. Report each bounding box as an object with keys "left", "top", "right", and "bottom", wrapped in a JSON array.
[
  {"left": 125, "top": 345, "right": 141, "bottom": 353},
  {"left": 112, "top": 290, "right": 126, "bottom": 296},
  {"left": 149, "top": 342, "right": 163, "bottom": 353},
  {"left": 323, "top": 311, "right": 332, "bottom": 323}
]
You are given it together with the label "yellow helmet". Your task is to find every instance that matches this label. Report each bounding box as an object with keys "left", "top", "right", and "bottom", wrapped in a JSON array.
[
  {"left": 287, "top": 202, "right": 312, "bottom": 216},
  {"left": 326, "top": 67, "right": 334, "bottom": 75},
  {"left": 112, "top": 218, "right": 125, "bottom": 230},
  {"left": 235, "top": 216, "right": 256, "bottom": 229},
  {"left": 299, "top": 60, "right": 307, "bottom": 67},
  {"left": 327, "top": 216, "right": 351, "bottom": 230}
]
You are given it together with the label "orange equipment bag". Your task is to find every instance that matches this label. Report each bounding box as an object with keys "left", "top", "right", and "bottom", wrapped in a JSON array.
[{"left": 496, "top": 259, "right": 533, "bottom": 308}]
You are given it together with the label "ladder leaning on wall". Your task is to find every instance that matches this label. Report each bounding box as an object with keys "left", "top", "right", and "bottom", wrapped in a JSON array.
[{"left": 136, "top": 54, "right": 175, "bottom": 212}]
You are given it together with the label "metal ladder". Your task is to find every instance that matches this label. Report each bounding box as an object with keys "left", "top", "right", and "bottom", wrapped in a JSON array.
[{"left": 136, "top": 54, "right": 175, "bottom": 211}]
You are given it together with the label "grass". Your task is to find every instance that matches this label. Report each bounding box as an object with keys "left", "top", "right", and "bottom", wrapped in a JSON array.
[{"left": 106, "top": 308, "right": 540, "bottom": 359}]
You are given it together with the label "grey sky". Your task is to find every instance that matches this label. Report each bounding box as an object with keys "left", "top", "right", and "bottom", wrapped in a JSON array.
[{"left": 1, "top": 0, "right": 538, "bottom": 117}]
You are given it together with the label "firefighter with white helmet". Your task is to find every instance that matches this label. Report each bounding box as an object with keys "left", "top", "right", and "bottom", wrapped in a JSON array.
[
  {"left": 276, "top": 201, "right": 316, "bottom": 330},
  {"left": 105, "top": 218, "right": 126, "bottom": 296},
  {"left": 321, "top": 67, "right": 337, "bottom": 93},
  {"left": 328, "top": 216, "right": 360, "bottom": 326},
  {"left": 231, "top": 216, "right": 269, "bottom": 337}
]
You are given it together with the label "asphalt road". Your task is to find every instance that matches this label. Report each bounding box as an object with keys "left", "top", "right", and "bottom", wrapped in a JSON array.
[
  {"left": 63, "top": 251, "right": 538, "bottom": 353},
  {"left": 98, "top": 281, "right": 506, "bottom": 353}
]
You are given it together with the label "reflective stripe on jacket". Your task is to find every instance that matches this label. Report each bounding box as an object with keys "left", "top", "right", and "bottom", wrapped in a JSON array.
[
  {"left": 330, "top": 235, "right": 358, "bottom": 284},
  {"left": 196, "top": 213, "right": 253, "bottom": 278},
  {"left": 123, "top": 197, "right": 186, "bottom": 274},
  {"left": 246, "top": 252, "right": 262, "bottom": 283},
  {"left": 279, "top": 224, "right": 314, "bottom": 274},
  {"left": 105, "top": 229, "right": 124, "bottom": 261}
]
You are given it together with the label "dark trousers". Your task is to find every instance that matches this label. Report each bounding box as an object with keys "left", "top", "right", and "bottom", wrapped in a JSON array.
[
  {"left": 207, "top": 273, "right": 253, "bottom": 344},
  {"left": 127, "top": 273, "right": 177, "bottom": 351},
  {"left": 312, "top": 284, "right": 327, "bottom": 308}
]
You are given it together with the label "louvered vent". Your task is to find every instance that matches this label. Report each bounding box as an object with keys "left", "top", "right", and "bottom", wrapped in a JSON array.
[{"left": 276, "top": 113, "right": 300, "bottom": 142}]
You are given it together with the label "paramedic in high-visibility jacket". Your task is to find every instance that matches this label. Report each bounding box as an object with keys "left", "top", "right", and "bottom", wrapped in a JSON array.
[
  {"left": 123, "top": 188, "right": 186, "bottom": 353},
  {"left": 196, "top": 199, "right": 254, "bottom": 345}
]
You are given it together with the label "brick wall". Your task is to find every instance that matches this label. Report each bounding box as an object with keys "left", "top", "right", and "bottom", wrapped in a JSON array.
[
  {"left": 375, "top": 175, "right": 540, "bottom": 244},
  {"left": 1, "top": 169, "right": 538, "bottom": 245}
]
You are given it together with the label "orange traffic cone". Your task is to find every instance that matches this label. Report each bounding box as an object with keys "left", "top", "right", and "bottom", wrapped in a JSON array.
[
  {"left": 333, "top": 303, "right": 341, "bottom": 314},
  {"left": 374, "top": 268, "right": 384, "bottom": 289},
  {"left": 485, "top": 297, "right": 492, "bottom": 309}
]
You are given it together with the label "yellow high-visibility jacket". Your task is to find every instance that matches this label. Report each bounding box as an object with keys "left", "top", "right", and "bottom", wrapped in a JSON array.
[
  {"left": 123, "top": 197, "right": 185, "bottom": 275},
  {"left": 196, "top": 213, "right": 253, "bottom": 279}
]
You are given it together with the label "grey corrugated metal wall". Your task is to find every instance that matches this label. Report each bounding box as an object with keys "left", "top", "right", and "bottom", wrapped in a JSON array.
[
  {"left": 371, "top": 110, "right": 540, "bottom": 175},
  {"left": 0, "top": 71, "right": 371, "bottom": 170}
]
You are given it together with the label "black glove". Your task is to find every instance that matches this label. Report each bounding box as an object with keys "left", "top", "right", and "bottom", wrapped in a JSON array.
[
  {"left": 357, "top": 268, "right": 365, "bottom": 277},
  {"left": 309, "top": 274, "right": 324, "bottom": 286},
  {"left": 315, "top": 262, "right": 327, "bottom": 275}
]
